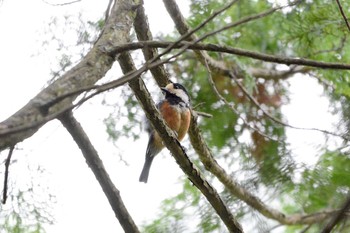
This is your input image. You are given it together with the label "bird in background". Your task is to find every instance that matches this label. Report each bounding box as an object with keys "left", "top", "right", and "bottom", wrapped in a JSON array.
[{"left": 139, "top": 83, "right": 191, "bottom": 183}]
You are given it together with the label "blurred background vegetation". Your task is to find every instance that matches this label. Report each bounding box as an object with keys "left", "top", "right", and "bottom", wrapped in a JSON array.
[{"left": 1, "top": 0, "right": 350, "bottom": 232}]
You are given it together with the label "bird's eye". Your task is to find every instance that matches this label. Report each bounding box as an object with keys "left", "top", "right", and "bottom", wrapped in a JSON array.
[{"left": 173, "top": 83, "right": 184, "bottom": 90}]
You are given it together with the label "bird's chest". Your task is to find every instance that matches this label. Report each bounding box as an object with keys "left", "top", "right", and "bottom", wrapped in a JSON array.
[{"left": 160, "top": 102, "right": 191, "bottom": 141}]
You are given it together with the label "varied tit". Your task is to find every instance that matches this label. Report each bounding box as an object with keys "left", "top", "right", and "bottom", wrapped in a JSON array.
[{"left": 139, "top": 83, "right": 191, "bottom": 183}]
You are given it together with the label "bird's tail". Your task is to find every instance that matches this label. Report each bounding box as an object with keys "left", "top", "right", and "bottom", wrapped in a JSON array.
[{"left": 139, "top": 156, "right": 155, "bottom": 183}]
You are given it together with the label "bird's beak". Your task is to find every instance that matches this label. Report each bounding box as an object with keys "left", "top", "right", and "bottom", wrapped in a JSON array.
[{"left": 161, "top": 87, "right": 170, "bottom": 94}]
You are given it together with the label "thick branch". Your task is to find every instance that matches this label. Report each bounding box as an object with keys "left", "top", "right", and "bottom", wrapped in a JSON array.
[
  {"left": 0, "top": 0, "right": 139, "bottom": 151},
  {"left": 133, "top": 3, "right": 170, "bottom": 86},
  {"left": 59, "top": 111, "right": 139, "bottom": 233},
  {"left": 117, "top": 53, "right": 243, "bottom": 233}
]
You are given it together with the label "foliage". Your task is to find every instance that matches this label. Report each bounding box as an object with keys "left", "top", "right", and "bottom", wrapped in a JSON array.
[
  {"left": 0, "top": 162, "right": 54, "bottom": 233},
  {"left": 141, "top": 0, "right": 350, "bottom": 232},
  {"left": 2, "top": 0, "right": 350, "bottom": 232}
]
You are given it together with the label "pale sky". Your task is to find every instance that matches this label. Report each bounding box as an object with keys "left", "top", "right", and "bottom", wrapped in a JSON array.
[{"left": 0, "top": 1, "right": 339, "bottom": 233}]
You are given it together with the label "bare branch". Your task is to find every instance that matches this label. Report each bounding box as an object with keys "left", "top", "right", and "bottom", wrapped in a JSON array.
[
  {"left": 59, "top": 111, "right": 140, "bottom": 233},
  {"left": 335, "top": 0, "right": 350, "bottom": 33},
  {"left": 2, "top": 146, "right": 14, "bottom": 204}
]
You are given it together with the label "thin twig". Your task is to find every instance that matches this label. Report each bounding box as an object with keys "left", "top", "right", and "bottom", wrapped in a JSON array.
[
  {"left": 204, "top": 58, "right": 277, "bottom": 141},
  {"left": 228, "top": 71, "right": 350, "bottom": 141},
  {"left": 2, "top": 146, "right": 14, "bottom": 204},
  {"left": 195, "top": 0, "right": 301, "bottom": 45},
  {"left": 151, "top": 0, "right": 238, "bottom": 64},
  {"left": 42, "top": 0, "right": 81, "bottom": 6},
  {"left": 109, "top": 41, "right": 350, "bottom": 70},
  {"left": 300, "top": 224, "right": 312, "bottom": 233},
  {"left": 335, "top": 0, "right": 350, "bottom": 33},
  {"left": 195, "top": 111, "right": 213, "bottom": 118}
]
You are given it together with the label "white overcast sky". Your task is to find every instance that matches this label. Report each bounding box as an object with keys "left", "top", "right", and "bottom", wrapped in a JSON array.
[{"left": 0, "top": 1, "right": 339, "bottom": 233}]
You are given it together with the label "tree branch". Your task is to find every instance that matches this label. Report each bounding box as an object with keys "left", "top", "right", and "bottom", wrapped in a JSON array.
[
  {"left": 335, "top": 0, "right": 350, "bottom": 33},
  {"left": 109, "top": 41, "right": 350, "bottom": 70},
  {"left": 188, "top": 112, "right": 343, "bottom": 225},
  {"left": 228, "top": 71, "right": 349, "bottom": 141},
  {"left": 2, "top": 146, "right": 14, "bottom": 204},
  {"left": 204, "top": 58, "right": 277, "bottom": 141},
  {"left": 193, "top": 1, "right": 301, "bottom": 47},
  {"left": 161, "top": 0, "right": 347, "bottom": 226},
  {"left": 321, "top": 194, "right": 350, "bottom": 233},
  {"left": 117, "top": 52, "right": 243, "bottom": 233},
  {"left": 59, "top": 111, "right": 140, "bottom": 233},
  {"left": 131, "top": 9, "right": 243, "bottom": 230},
  {"left": 0, "top": 0, "right": 139, "bottom": 151},
  {"left": 42, "top": 0, "right": 81, "bottom": 7},
  {"left": 162, "top": 0, "right": 232, "bottom": 73},
  {"left": 248, "top": 66, "right": 312, "bottom": 80},
  {"left": 133, "top": 2, "right": 170, "bottom": 87}
]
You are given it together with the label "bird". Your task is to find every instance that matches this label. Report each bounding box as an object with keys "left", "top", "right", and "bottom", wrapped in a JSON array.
[{"left": 139, "top": 83, "right": 191, "bottom": 183}]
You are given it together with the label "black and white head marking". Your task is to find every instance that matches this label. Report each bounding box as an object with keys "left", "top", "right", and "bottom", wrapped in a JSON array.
[{"left": 161, "top": 83, "right": 190, "bottom": 107}]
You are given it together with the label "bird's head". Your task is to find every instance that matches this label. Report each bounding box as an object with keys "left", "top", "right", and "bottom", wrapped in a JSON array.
[{"left": 161, "top": 83, "right": 190, "bottom": 105}]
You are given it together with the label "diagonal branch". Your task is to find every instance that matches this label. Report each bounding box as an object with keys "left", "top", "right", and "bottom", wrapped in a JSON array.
[
  {"left": 193, "top": 1, "right": 301, "bottom": 47},
  {"left": 133, "top": 2, "right": 170, "bottom": 87},
  {"left": 204, "top": 58, "right": 277, "bottom": 141},
  {"left": 188, "top": 112, "right": 342, "bottom": 225},
  {"left": 162, "top": 0, "right": 347, "bottom": 226},
  {"left": 228, "top": 71, "right": 350, "bottom": 141},
  {"left": 59, "top": 111, "right": 140, "bottom": 233},
  {"left": 117, "top": 52, "right": 243, "bottom": 233},
  {"left": 335, "top": 0, "right": 350, "bottom": 33},
  {"left": 0, "top": 0, "right": 139, "bottom": 151},
  {"left": 321, "top": 194, "right": 350, "bottom": 233},
  {"left": 132, "top": 8, "right": 244, "bottom": 231}
]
